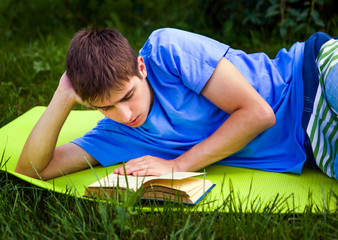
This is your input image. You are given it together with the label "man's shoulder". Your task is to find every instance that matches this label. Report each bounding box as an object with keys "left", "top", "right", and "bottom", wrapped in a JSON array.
[
  {"left": 147, "top": 28, "right": 206, "bottom": 46},
  {"left": 142, "top": 28, "right": 217, "bottom": 57},
  {"left": 140, "top": 28, "right": 185, "bottom": 58},
  {"left": 146, "top": 28, "right": 227, "bottom": 52},
  {"left": 149, "top": 28, "right": 187, "bottom": 39}
]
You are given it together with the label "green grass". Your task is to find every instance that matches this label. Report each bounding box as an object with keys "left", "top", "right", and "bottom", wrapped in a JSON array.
[
  {"left": 0, "top": 32, "right": 68, "bottom": 127},
  {"left": 0, "top": 171, "right": 337, "bottom": 239}
]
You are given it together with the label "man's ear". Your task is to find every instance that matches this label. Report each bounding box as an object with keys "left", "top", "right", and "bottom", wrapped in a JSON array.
[{"left": 137, "top": 56, "right": 147, "bottom": 78}]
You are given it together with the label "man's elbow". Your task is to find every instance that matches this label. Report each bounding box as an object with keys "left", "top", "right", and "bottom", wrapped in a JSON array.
[
  {"left": 258, "top": 105, "right": 276, "bottom": 130},
  {"left": 15, "top": 160, "right": 41, "bottom": 179}
]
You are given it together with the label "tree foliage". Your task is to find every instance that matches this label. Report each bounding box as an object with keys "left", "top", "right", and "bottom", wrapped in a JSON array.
[{"left": 0, "top": 0, "right": 336, "bottom": 44}]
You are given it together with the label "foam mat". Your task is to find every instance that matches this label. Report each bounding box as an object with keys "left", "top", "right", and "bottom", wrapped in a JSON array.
[{"left": 0, "top": 107, "right": 336, "bottom": 213}]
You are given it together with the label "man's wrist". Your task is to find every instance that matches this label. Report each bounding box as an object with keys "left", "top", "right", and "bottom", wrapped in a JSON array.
[
  {"left": 53, "top": 88, "right": 78, "bottom": 109},
  {"left": 173, "top": 157, "right": 188, "bottom": 172}
]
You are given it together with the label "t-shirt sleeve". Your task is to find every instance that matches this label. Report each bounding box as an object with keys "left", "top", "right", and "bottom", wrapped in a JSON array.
[{"left": 139, "top": 28, "right": 229, "bottom": 94}]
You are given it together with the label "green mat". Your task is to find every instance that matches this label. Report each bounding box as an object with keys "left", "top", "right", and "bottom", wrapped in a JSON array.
[{"left": 0, "top": 107, "right": 337, "bottom": 213}]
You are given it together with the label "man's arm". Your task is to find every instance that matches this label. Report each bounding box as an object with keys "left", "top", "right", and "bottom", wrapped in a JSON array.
[
  {"left": 174, "top": 57, "right": 276, "bottom": 171},
  {"left": 15, "top": 73, "right": 98, "bottom": 180},
  {"left": 114, "top": 57, "right": 276, "bottom": 176}
]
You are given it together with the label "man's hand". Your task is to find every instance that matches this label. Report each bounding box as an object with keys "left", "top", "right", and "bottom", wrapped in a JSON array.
[
  {"left": 56, "top": 72, "right": 87, "bottom": 107},
  {"left": 114, "top": 156, "right": 179, "bottom": 176}
]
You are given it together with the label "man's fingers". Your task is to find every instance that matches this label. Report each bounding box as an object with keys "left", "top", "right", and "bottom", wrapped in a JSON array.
[
  {"left": 113, "top": 155, "right": 173, "bottom": 176},
  {"left": 114, "top": 159, "right": 150, "bottom": 175},
  {"left": 131, "top": 170, "right": 151, "bottom": 177}
]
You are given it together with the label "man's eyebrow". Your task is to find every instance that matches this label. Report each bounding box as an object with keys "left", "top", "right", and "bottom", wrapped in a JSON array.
[{"left": 90, "top": 86, "right": 135, "bottom": 109}]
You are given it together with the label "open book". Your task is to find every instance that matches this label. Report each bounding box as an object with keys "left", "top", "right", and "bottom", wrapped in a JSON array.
[{"left": 85, "top": 172, "right": 215, "bottom": 205}]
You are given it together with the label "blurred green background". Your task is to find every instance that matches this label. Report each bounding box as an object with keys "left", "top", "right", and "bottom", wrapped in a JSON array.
[{"left": 0, "top": 0, "right": 337, "bottom": 127}]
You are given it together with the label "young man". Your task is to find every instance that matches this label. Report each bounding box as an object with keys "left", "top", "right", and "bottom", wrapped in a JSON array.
[{"left": 15, "top": 27, "right": 337, "bottom": 180}]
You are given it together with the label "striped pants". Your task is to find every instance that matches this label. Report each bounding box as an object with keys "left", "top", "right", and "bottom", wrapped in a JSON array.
[{"left": 307, "top": 39, "right": 338, "bottom": 179}]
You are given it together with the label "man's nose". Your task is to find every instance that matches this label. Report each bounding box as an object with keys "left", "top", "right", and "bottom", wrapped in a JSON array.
[{"left": 117, "top": 103, "right": 132, "bottom": 123}]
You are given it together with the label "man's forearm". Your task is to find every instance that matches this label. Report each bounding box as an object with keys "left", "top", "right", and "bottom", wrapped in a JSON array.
[
  {"left": 175, "top": 105, "right": 275, "bottom": 172},
  {"left": 15, "top": 89, "right": 76, "bottom": 178}
]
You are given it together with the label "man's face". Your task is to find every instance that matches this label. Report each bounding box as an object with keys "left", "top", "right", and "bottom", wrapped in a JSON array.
[{"left": 89, "top": 57, "right": 153, "bottom": 127}]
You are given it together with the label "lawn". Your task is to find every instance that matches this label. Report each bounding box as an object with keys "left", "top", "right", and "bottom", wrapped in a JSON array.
[{"left": 1, "top": 169, "right": 337, "bottom": 239}]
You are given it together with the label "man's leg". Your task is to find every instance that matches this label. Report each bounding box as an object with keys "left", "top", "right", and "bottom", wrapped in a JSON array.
[
  {"left": 325, "top": 63, "right": 338, "bottom": 114},
  {"left": 322, "top": 42, "right": 338, "bottom": 180},
  {"left": 307, "top": 39, "right": 338, "bottom": 179}
]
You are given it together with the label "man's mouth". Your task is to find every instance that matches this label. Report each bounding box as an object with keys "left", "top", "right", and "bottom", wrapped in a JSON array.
[{"left": 127, "top": 115, "right": 141, "bottom": 127}]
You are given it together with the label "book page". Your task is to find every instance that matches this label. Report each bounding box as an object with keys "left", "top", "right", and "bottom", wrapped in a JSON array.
[
  {"left": 88, "top": 172, "right": 205, "bottom": 191},
  {"left": 88, "top": 174, "right": 158, "bottom": 191},
  {"left": 142, "top": 178, "right": 214, "bottom": 204},
  {"left": 146, "top": 178, "right": 209, "bottom": 195},
  {"left": 156, "top": 172, "right": 204, "bottom": 180}
]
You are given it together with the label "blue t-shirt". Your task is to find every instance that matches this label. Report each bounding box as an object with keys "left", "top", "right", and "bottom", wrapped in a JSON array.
[{"left": 72, "top": 28, "right": 306, "bottom": 174}]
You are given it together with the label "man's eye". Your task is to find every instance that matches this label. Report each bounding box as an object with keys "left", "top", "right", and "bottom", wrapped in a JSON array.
[
  {"left": 123, "top": 92, "right": 134, "bottom": 101},
  {"left": 101, "top": 106, "right": 112, "bottom": 111},
  {"left": 124, "top": 94, "right": 133, "bottom": 100}
]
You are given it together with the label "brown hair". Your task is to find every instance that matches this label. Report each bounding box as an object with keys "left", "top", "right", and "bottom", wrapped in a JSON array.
[{"left": 65, "top": 27, "right": 141, "bottom": 103}]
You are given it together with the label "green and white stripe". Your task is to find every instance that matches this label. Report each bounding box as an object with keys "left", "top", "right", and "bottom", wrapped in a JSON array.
[{"left": 306, "top": 39, "right": 338, "bottom": 179}]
